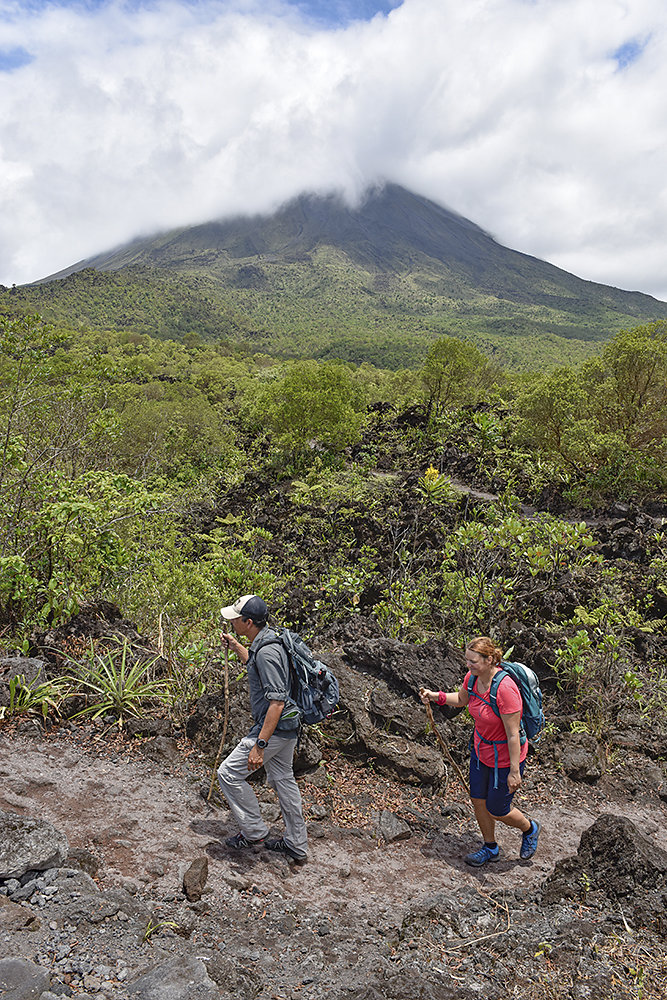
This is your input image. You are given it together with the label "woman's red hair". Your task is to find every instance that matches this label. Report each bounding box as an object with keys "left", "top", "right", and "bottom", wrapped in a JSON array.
[{"left": 466, "top": 636, "right": 502, "bottom": 665}]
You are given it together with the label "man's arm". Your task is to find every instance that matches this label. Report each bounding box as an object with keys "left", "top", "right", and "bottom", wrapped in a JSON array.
[
  {"left": 247, "top": 699, "right": 285, "bottom": 771},
  {"left": 221, "top": 631, "right": 249, "bottom": 664}
]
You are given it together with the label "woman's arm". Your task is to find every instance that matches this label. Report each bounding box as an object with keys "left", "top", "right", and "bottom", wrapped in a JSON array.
[
  {"left": 501, "top": 710, "right": 523, "bottom": 792},
  {"left": 419, "top": 684, "right": 469, "bottom": 708}
]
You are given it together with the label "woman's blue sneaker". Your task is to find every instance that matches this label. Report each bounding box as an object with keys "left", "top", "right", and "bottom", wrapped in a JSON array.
[
  {"left": 520, "top": 820, "right": 540, "bottom": 860},
  {"left": 465, "top": 844, "right": 500, "bottom": 867}
]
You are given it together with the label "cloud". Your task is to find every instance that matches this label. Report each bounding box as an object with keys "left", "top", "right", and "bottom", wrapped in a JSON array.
[{"left": 0, "top": 0, "right": 666, "bottom": 301}]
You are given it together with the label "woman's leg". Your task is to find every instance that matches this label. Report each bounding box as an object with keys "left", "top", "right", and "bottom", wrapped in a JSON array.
[
  {"left": 494, "top": 806, "right": 531, "bottom": 833},
  {"left": 472, "top": 797, "right": 497, "bottom": 842},
  {"left": 469, "top": 750, "right": 497, "bottom": 842},
  {"left": 486, "top": 760, "right": 531, "bottom": 832}
]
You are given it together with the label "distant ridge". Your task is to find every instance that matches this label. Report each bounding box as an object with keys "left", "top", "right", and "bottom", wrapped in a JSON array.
[{"left": 8, "top": 184, "right": 667, "bottom": 369}]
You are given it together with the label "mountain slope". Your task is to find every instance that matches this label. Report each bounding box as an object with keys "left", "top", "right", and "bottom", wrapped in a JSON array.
[{"left": 4, "top": 184, "right": 667, "bottom": 368}]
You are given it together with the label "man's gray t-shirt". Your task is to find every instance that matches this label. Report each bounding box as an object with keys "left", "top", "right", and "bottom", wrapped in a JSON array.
[{"left": 247, "top": 626, "right": 299, "bottom": 739}]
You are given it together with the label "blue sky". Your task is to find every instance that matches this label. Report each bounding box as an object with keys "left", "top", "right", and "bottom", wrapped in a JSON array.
[
  {"left": 0, "top": 2, "right": 402, "bottom": 71},
  {"left": 0, "top": 45, "right": 32, "bottom": 70},
  {"left": 1, "top": 0, "right": 666, "bottom": 298},
  {"left": 613, "top": 36, "right": 648, "bottom": 70},
  {"left": 0, "top": 0, "right": 402, "bottom": 25}
]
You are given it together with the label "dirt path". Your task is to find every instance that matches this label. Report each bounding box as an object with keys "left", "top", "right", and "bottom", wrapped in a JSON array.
[{"left": 3, "top": 731, "right": 665, "bottom": 914}]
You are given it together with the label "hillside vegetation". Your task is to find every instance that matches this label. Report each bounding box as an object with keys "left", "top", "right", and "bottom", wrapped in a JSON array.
[
  {"left": 3, "top": 185, "right": 667, "bottom": 369},
  {"left": 1, "top": 313, "right": 666, "bottom": 744}
]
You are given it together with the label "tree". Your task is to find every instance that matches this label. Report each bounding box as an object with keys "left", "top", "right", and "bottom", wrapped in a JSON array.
[
  {"left": 248, "top": 360, "right": 365, "bottom": 461},
  {"left": 516, "top": 323, "right": 667, "bottom": 497},
  {"left": 586, "top": 321, "right": 667, "bottom": 447},
  {"left": 420, "top": 336, "right": 487, "bottom": 420}
]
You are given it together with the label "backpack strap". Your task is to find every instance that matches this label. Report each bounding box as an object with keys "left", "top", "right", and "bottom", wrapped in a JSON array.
[
  {"left": 249, "top": 631, "right": 302, "bottom": 740},
  {"left": 487, "top": 669, "right": 507, "bottom": 720},
  {"left": 467, "top": 670, "right": 524, "bottom": 789}
]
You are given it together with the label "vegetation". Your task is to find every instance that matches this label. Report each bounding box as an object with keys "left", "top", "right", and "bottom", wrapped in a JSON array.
[
  {"left": 0, "top": 312, "right": 665, "bottom": 736},
  {"left": 66, "top": 640, "right": 168, "bottom": 725}
]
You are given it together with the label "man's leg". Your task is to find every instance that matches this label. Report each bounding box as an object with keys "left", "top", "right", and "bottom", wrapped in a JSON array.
[
  {"left": 217, "top": 737, "right": 269, "bottom": 843},
  {"left": 264, "top": 737, "right": 308, "bottom": 858}
]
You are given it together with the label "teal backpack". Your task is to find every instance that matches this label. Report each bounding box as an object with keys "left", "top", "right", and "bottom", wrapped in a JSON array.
[{"left": 467, "top": 659, "right": 545, "bottom": 787}]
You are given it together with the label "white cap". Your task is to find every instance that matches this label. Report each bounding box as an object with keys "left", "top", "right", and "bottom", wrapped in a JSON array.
[{"left": 220, "top": 594, "right": 268, "bottom": 622}]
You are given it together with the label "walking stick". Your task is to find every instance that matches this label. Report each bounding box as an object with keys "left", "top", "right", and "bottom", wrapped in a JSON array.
[
  {"left": 425, "top": 700, "right": 469, "bottom": 793},
  {"left": 207, "top": 643, "right": 230, "bottom": 803}
]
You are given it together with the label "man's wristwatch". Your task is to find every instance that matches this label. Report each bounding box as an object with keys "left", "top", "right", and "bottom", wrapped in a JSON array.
[{"left": 256, "top": 738, "right": 269, "bottom": 750}]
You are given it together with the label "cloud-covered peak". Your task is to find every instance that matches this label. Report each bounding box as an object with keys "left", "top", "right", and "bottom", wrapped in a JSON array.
[{"left": 1, "top": 0, "right": 666, "bottom": 300}]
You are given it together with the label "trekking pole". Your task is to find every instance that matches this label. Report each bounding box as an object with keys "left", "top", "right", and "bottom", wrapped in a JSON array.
[
  {"left": 425, "top": 701, "right": 469, "bottom": 793},
  {"left": 207, "top": 642, "right": 230, "bottom": 803}
]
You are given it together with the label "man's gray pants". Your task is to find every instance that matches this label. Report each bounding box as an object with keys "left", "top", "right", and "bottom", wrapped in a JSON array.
[{"left": 217, "top": 735, "right": 308, "bottom": 858}]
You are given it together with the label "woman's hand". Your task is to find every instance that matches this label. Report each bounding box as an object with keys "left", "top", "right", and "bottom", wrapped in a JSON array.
[
  {"left": 507, "top": 769, "right": 522, "bottom": 793},
  {"left": 419, "top": 687, "right": 438, "bottom": 705}
]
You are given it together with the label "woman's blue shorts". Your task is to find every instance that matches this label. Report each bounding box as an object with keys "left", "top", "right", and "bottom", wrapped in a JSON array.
[{"left": 468, "top": 748, "right": 526, "bottom": 817}]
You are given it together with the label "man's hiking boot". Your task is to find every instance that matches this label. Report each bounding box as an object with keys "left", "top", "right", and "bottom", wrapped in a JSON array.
[
  {"left": 464, "top": 844, "right": 500, "bottom": 867},
  {"left": 225, "top": 832, "right": 265, "bottom": 850},
  {"left": 264, "top": 837, "right": 307, "bottom": 865},
  {"left": 520, "top": 819, "right": 540, "bottom": 860}
]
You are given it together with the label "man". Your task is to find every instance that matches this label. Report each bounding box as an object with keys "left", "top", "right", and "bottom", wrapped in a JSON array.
[{"left": 217, "top": 594, "right": 308, "bottom": 865}]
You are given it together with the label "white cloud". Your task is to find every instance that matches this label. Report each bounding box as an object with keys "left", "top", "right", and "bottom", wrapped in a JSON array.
[{"left": 0, "top": 0, "right": 666, "bottom": 301}]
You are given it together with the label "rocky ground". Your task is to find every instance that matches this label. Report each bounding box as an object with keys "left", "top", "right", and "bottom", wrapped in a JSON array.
[{"left": 1, "top": 704, "right": 666, "bottom": 1000}]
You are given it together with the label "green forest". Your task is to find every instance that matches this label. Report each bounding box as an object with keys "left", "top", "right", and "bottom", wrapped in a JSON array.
[{"left": 1, "top": 311, "right": 666, "bottom": 733}]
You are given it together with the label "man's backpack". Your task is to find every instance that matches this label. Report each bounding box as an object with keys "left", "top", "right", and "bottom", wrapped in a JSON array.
[
  {"left": 467, "top": 660, "right": 545, "bottom": 741},
  {"left": 258, "top": 628, "right": 340, "bottom": 727}
]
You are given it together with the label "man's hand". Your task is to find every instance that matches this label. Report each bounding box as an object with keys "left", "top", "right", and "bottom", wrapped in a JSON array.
[
  {"left": 247, "top": 744, "right": 264, "bottom": 772},
  {"left": 221, "top": 631, "right": 248, "bottom": 663}
]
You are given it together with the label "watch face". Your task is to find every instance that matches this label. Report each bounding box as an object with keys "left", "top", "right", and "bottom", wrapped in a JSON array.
[{"left": 257, "top": 739, "right": 268, "bottom": 748}]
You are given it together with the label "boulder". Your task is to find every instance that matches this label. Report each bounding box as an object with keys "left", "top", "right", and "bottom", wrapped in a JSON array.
[
  {"left": 550, "top": 732, "right": 604, "bottom": 783},
  {"left": 0, "top": 810, "right": 68, "bottom": 880},
  {"left": 31, "top": 600, "right": 146, "bottom": 654},
  {"left": 0, "top": 895, "right": 41, "bottom": 932},
  {"left": 185, "top": 676, "right": 251, "bottom": 751},
  {"left": 66, "top": 847, "right": 101, "bottom": 877},
  {"left": 140, "top": 736, "right": 180, "bottom": 764},
  {"left": 376, "top": 810, "right": 411, "bottom": 843},
  {"left": 183, "top": 857, "right": 208, "bottom": 902},
  {"left": 0, "top": 957, "right": 50, "bottom": 1000},
  {"left": 126, "top": 717, "right": 173, "bottom": 738},
  {"left": 608, "top": 705, "right": 667, "bottom": 759},
  {"left": 330, "top": 655, "right": 446, "bottom": 784},
  {"left": 343, "top": 635, "right": 465, "bottom": 702},
  {"left": 294, "top": 732, "right": 322, "bottom": 772},
  {"left": 542, "top": 814, "right": 667, "bottom": 932},
  {"left": 0, "top": 658, "right": 45, "bottom": 707},
  {"left": 127, "top": 955, "right": 220, "bottom": 1000}
]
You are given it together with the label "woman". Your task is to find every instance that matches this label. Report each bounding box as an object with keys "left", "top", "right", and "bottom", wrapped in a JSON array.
[{"left": 420, "top": 636, "right": 540, "bottom": 866}]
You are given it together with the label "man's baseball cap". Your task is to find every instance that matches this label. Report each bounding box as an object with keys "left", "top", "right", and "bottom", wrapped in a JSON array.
[{"left": 220, "top": 594, "right": 268, "bottom": 623}]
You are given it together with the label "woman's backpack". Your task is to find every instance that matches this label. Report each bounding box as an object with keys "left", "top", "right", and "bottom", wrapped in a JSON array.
[
  {"left": 466, "top": 660, "right": 545, "bottom": 788},
  {"left": 467, "top": 659, "right": 545, "bottom": 741}
]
